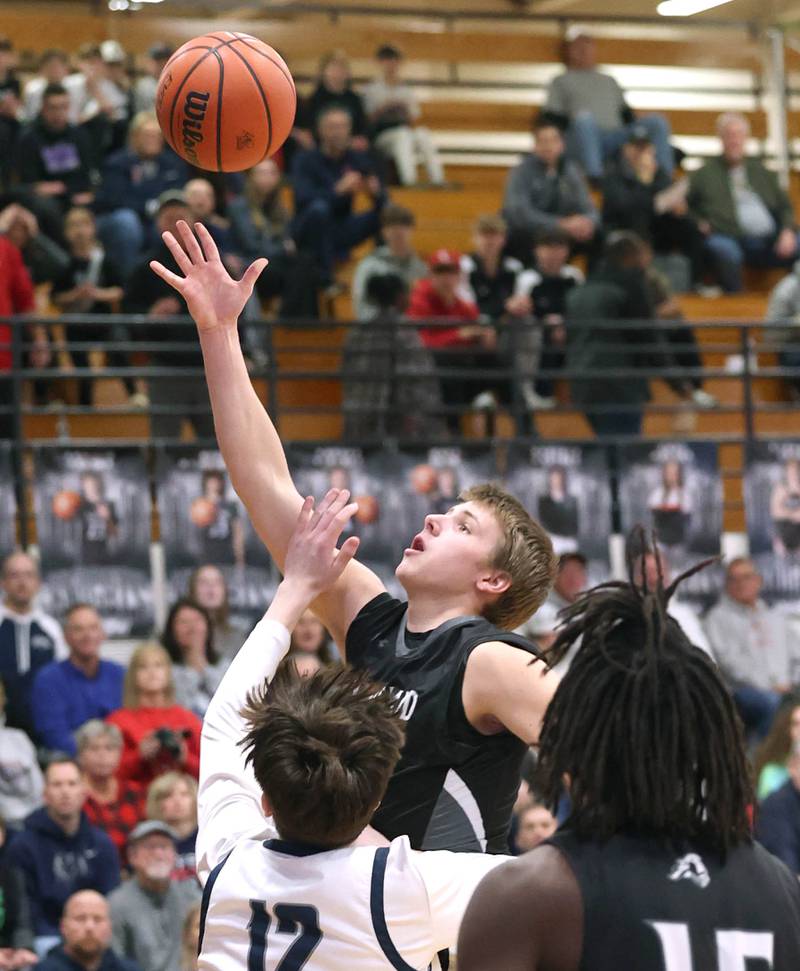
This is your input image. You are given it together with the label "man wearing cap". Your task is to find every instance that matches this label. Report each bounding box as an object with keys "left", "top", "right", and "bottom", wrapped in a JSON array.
[
  {"left": 688, "top": 112, "right": 800, "bottom": 292},
  {"left": 123, "top": 192, "right": 215, "bottom": 440},
  {"left": 34, "top": 891, "right": 141, "bottom": 971},
  {"left": 133, "top": 45, "right": 173, "bottom": 116},
  {"left": 502, "top": 113, "right": 598, "bottom": 259},
  {"left": 544, "top": 28, "right": 674, "bottom": 183},
  {"left": 603, "top": 125, "right": 705, "bottom": 287},
  {"left": 351, "top": 203, "right": 427, "bottom": 319},
  {"left": 363, "top": 44, "right": 445, "bottom": 187},
  {"left": 108, "top": 821, "right": 200, "bottom": 971}
]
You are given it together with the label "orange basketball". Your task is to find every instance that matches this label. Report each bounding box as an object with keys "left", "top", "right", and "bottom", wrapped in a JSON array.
[
  {"left": 190, "top": 497, "right": 218, "bottom": 528},
  {"left": 410, "top": 464, "right": 438, "bottom": 495},
  {"left": 354, "top": 495, "right": 379, "bottom": 525},
  {"left": 52, "top": 490, "right": 81, "bottom": 521},
  {"left": 156, "top": 31, "right": 296, "bottom": 172}
]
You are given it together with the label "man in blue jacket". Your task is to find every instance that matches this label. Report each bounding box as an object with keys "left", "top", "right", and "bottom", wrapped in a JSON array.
[
  {"left": 34, "top": 890, "right": 140, "bottom": 971},
  {"left": 7, "top": 758, "right": 120, "bottom": 956},
  {"left": 31, "top": 605, "right": 124, "bottom": 756},
  {"left": 291, "top": 105, "right": 386, "bottom": 284}
]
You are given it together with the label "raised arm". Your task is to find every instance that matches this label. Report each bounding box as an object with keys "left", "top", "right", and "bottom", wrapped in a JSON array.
[
  {"left": 197, "top": 491, "right": 360, "bottom": 879},
  {"left": 150, "top": 221, "right": 385, "bottom": 648}
]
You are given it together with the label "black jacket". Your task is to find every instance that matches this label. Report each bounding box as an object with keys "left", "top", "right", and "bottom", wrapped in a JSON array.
[
  {"left": 0, "top": 856, "right": 34, "bottom": 950},
  {"left": 602, "top": 158, "right": 672, "bottom": 241}
]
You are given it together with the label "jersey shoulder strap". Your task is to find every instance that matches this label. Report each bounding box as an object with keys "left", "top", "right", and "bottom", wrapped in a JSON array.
[{"left": 346, "top": 593, "right": 407, "bottom": 667}]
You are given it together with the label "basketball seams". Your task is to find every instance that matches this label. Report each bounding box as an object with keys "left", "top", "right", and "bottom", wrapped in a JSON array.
[
  {"left": 218, "top": 42, "right": 273, "bottom": 159},
  {"left": 231, "top": 33, "right": 296, "bottom": 94},
  {"left": 167, "top": 48, "right": 221, "bottom": 171},
  {"left": 212, "top": 48, "right": 224, "bottom": 172}
]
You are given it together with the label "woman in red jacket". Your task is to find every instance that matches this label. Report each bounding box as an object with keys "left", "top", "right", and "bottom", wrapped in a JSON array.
[{"left": 106, "top": 642, "right": 201, "bottom": 786}]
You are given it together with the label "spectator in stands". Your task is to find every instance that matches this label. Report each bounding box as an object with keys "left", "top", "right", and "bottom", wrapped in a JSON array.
[
  {"left": 76, "top": 720, "right": 145, "bottom": 865},
  {"left": 754, "top": 756, "right": 800, "bottom": 875},
  {"left": 226, "top": 159, "right": 320, "bottom": 319},
  {"left": 502, "top": 114, "right": 598, "bottom": 261},
  {"left": 566, "top": 230, "right": 703, "bottom": 436},
  {"left": 513, "top": 227, "right": 583, "bottom": 408},
  {"left": 363, "top": 43, "right": 445, "bottom": 187},
  {"left": 514, "top": 802, "right": 557, "bottom": 853},
  {"left": 544, "top": 27, "right": 674, "bottom": 183},
  {"left": 160, "top": 600, "right": 224, "bottom": 718},
  {"left": 0, "top": 677, "right": 44, "bottom": 830},
  {"left": 179, "top": 905, "right": 200, "bottom": 971},
  {"left": 186, "top": 566, "right": 246, "bottom": 663},
  {"left": 0, "top": 551, "right": 67, "bottom": 736},
  {"left": 95, "top": 111, "right": 188, "bottom": 279},
  {"left": 297, "top": 51, "right": 369, "bottom": 149},
  {"left": 0, "top": 225, "right": 37, "bottom": 439},
  {"left": 342, "top": 272, "right": 445, "bottom": 441},
  {"left": 765, "top": 262, "right": 800, "bottom": 399},
  {"left": 97, "top": 41, "right": 132, "bottom": 154},
  {"left": 35, "top": 890, "right": 139, "bottom": 971},
  {"left": 290, "top": 610, "right": 335, "bottom": 666},
  {"left": 461, "top": 214, "right": 527, "bottom": 321},
  {"left": 0, "top": 201, "right": 70, "bottom": 286},
  {"left": 754, "top": 700, "right": 800, "bottom": 801},
  {"left": 602, "top": 125, "right": 705, "bottom": 289},
  {"left": 704, "top": 557, "right": 791, "bottom": 740},
  {"left": 31, "top": 604, "right": 124, "bottom": 756},
  {"left": 22, "top": 50, "right": 75, "bottom": 124},
  {"left": 7, "top": 756, "right": 120, "bottom": 956},
  {"left": 50, "top": 206, "right": 139, "bottom": 406},
  {"left": 123, "top": 192, "right": 215, "bottom": 442},
  {"left": 545, "top": 551, "right": 587, "bottom": 615},
  {"left": 351, "top": 203, "right": 427, "bottom": 320},
  {"left": 183, "top": 179, "right": 233, "bottom": 255},
  {"left": 636, "top": 546, "right": 713, "bottom": 657},
  {"left": 109, "top": 821, "right": 200, "bottom": 971},
  {"left": 132, "top": 44, "right": 173, "bottom": 115},
  {"left": 291, "top": 106, "right": 386, "bottom": 285},
  {"left": 0, "top": 813, "right": 36, "bottom": 969},
  {"left": 106, "top": 642, "right": 201, "bottom": 787},
  {"left": 408, "top": 248, "right": 495, "bottom": 432},
  {"left": 145, "top": 773, "right": 197, "bottom": 884},
  {"left": 0, "top": 38, "right": 21, "bottom": 168},
  {"left": 689, "top": 112, "right": 799, "bottom": 293},
  {"left": 12, "top": 83, "right": 97, "bottom": 228}
]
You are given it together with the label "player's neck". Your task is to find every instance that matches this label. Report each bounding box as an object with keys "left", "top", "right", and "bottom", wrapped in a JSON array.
[{"left": 405, "top": 595, "right": 479, "bottom": 633}]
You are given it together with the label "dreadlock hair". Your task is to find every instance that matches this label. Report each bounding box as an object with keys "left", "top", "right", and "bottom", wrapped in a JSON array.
[
  {"left": 240, "top": 662, "right": 405, "bottom": 849},
  {"left": 536, "top": 535, "right": 753, "bottom": 858}
]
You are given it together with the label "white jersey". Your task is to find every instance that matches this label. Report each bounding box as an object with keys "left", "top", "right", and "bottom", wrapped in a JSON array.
[{"left": 196, "top": 615, "right": 509, "bottom": 971}]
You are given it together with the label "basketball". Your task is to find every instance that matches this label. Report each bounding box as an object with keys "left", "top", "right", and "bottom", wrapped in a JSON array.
[
  {"left": 155, "top": 31, "right": 296, "bottom": 172},
  {"left": 52, "top": 490, "right": 81, "bottom": 521},
  {"left": 190, "top": 496, "right": 218, "bottom": 528}
]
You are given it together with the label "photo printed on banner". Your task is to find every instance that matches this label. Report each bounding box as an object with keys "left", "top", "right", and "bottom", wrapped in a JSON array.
[
  {"left": 618, "top": 441, "right": 723, "bottom": 603},
  {"left": 33, "top": 449, "right": 153, "bottom": 636},
  {"left": 504, "top": 443, "right": 612, "bottom": 584},
  {"left": 156, "top": 449, "right": 276, "bottom": 631},
  {"left": 744, "top": 440, "right": 800, "bottom": 601},
  {"left": 0, "top": 444, "right": 16, "bottom": 553}
]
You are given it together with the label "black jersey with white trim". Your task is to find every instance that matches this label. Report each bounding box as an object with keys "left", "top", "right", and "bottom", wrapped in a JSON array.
[
  {"left": 549, "top": 830, "right": 800, "bottom": 971},
  {"left": 346, "top": 593, "right": 541, "bottom": 853}
]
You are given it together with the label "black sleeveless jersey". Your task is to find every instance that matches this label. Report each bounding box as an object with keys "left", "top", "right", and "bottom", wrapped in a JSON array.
[
  {"left": 346, "top": 593, "right": 540, "bottom": 854},
  {"left": 549, "top": 830, "right": 800, "bottom": 971}
]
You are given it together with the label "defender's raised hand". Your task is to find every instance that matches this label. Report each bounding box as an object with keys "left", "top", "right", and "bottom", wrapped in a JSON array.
[
  {"left": 283, "top": 490, "right": 360, "bottom": 599},
  {"left": 149, "top": 220, "right": 267, "bottom": 332}
]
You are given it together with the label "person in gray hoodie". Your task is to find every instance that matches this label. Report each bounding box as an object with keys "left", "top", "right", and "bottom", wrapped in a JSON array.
[
  {"left": 0, "top": 676, "right": 43, "bottom": 830},
  {"left": 502, "top": 113, "right": 599, "bottom": 262},
  {"left": 350, "top": 203, "right": 427, "bottom": 320},
  {"left": 766, "top": 261, "right": 800, "bottom": 397}
]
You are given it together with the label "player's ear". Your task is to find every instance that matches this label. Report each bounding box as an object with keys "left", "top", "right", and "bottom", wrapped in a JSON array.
[
  {"left": 476, "top": 570, "right": 512, "bottom": 596},
  {"left": 261, "top": 793, "right": 275, "bottom": 819}
]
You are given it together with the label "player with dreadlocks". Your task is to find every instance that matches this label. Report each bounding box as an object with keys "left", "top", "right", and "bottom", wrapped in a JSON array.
[{"left": 458, "top": 550, "right": 800, "bottom": 971}]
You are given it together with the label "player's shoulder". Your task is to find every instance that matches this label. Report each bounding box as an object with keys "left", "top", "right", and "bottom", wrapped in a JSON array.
[{"left": 346, "top": 592, "right": 406, "bottom": 661}]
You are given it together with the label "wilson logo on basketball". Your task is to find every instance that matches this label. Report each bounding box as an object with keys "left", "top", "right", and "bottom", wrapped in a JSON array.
[{"left": 181, "top": 90, "right": 210, "bottom": 163}]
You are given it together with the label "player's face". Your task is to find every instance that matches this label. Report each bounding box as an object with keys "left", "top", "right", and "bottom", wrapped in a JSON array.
[
  {"left": 61, "top": 895, "right": 112, "bottom": 958},
  {"left": 79, "top": 735, "right": 121, "bottom": 780},
  {"left": 516, "top": 806, "right": 557, "bottom": 852},
  {"left": 1, "top": 553, "right": 40, "bottom": 610},
  {"left": 130, "top": 834, "right": 176, "bottom": 881},
  {"left": 45, "top": 763, "right": 86, "bottom": 820},
  {"left": 160, "top": 780, "right": 195, "bottom": 827},
  {"left": 65, "top": 607, "right": 104, "bottom": 662},
  {"left": 193, "top": 566, "right": 226, "bottom": 610},
  {"left": 135, "top": 651, "right": 171, "bottom": 696},
  {"left": 396, "top": 501, "right": 505, "bottom": 598}
]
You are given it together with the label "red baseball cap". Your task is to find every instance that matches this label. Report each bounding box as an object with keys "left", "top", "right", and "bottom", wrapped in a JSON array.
[{"left": 428, "top": 248, "right": 461, "bottom": 270}]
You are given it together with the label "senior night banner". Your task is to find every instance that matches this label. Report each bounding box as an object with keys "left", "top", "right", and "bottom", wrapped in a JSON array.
[
  {"left": 33, "top": 449, "right": 153, "bottom": 636},
  {"left": 156, "top": 448, "right": 277, "bottom": 630}
]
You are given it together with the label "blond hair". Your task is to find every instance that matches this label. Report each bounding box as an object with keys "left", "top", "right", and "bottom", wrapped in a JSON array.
[
  {"left": 146, "top": 771, "right": 198, "bottom": 822},
  {"left": 460, "top": 483, "right": 557, "bottom": 630},
  {"left": 123, "top": 641, "right": 175, "bottom": 709}
]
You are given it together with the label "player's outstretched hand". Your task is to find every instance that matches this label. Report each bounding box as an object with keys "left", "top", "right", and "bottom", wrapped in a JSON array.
[
  {"left": 283, "top": 490, "right": 360, "bottom": 600},
  {"left": 149, "top": 220, "right": 268, "bottom": 332}
]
